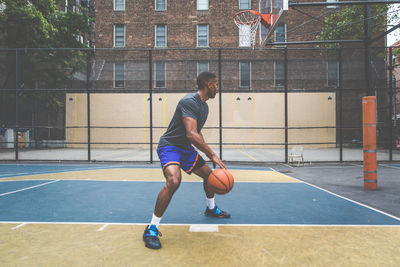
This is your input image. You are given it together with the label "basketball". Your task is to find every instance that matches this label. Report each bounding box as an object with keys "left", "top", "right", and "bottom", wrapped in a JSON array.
[{"left": 207, "top": 169, "right": 234, "bottom": 195}]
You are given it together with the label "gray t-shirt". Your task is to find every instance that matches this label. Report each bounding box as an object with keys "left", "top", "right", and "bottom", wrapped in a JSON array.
[{"left": 158, "top": 92, "right": 209, "bottom": 150}]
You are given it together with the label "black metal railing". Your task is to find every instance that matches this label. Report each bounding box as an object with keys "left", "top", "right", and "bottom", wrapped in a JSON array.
[{"left": 0, "top": 47, "right": 399, "bottom": 162}]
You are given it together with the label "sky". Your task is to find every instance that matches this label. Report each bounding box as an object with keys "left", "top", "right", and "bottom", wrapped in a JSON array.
[{"left": 387, "top": 4, "right": 400, "bottom": 46}]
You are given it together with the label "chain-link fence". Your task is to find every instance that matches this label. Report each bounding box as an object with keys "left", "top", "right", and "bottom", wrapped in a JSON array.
[{"left": 0, "top": 47, "right": 399, "bottom": 162}]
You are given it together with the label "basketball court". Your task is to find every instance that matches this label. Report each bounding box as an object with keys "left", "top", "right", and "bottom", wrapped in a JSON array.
[
  {"left": 1, "top": 163, "right": 400, "bottom": 266},
  {"left": 2, "top": 0, "right": 400, "bottom": 265}
]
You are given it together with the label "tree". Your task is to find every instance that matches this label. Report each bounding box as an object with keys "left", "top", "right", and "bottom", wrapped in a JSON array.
[
  {"left": 0, "top": 0, "right": 93, "bottom": 140},
  {"left": 317, "top": 4, "right": 391, "bottom": 48},
  {"left": 317, "top": 4, "right": 399, "bottom": 148}
]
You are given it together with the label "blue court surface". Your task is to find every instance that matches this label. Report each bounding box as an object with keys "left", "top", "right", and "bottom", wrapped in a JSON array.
[{"left": 0, "top": 163, "right": 399, "bottom": 226}]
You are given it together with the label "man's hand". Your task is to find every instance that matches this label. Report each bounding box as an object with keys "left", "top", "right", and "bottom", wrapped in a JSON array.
[{"left": 211, "top": 154, "right": 226, "bottom": 169}]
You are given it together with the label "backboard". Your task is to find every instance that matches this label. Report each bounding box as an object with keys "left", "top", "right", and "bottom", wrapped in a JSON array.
[{"left": 259, "top": 0, "right": 288, "bottom": 47}]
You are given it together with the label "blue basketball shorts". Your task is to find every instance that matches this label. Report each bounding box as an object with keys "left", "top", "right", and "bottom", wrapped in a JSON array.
[{"left": 157, "top": 145, "right": 206, "bottom": 174}]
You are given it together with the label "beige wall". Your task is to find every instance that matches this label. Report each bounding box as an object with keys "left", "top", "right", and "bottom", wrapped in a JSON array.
[
  {"left": 289, "top": 93, "right": 336, "bottom": 148},
  {"left": 66, "top": 93, "right": 336, "bottom": 148}
]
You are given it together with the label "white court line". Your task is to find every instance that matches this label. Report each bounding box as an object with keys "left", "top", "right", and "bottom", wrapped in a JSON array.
[
  {"left": 270, "top": 167, "right": 400, "bottom": 222},
  {"left": 0, "top": 180, "right": 60, "bottom": 197},
  {"left": 98, "top": 224, "right": 109, "bottom": 231},
  {"left": 0, "top": 221, "right": 399, "bottom": 227},
  {"left": 11, "top": 223, "right": 26, "bottom": 230},
  {"left": 189, "top": 224, "right": 219, "bottom": 232}
]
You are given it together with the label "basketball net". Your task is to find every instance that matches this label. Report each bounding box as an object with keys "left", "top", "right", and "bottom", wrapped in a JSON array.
[{"left": 234, "top": 11, "right": 270, "bottom": 49}]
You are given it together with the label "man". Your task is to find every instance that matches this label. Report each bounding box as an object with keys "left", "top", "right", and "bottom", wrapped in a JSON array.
[{"left": 143, "top": 72, "right": 230, "bottom": 249}]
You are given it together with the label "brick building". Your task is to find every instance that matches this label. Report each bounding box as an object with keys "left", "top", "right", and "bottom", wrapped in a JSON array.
[
  {"left": 63, "top": 0, "right": 95, "bottom": 47},
  {"left": 91, "top": 0, "right": 349, "bottom": 92},
  {"left": 65, "top": 0, "right": 389, "bottom": 151}
]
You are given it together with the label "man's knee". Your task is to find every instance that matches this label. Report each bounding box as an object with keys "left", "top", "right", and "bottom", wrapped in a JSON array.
[{"left": 166, "top": 173, "right": 181, "bottom": 192}]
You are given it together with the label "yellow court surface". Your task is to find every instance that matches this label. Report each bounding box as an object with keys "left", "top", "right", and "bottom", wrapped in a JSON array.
[{"left": 1, "top": 224, "right": 400, "bottom": 266}]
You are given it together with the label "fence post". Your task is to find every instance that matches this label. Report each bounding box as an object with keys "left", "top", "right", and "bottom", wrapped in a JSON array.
[
  {"left": 218, "top": 49, "right": 222, "bottom": 160},
  {"left": 364, "top": 3, "right": 372, "bottom": 96},
  {"left": 338, "top": 48, "right": 343, "bottom": 162},
  {"left": 388, "top": 47, "right": 393, "bottom": 161},
  {"left": 15, "top": 49, "right": 19, "bottom": 161},
  {"left": 363, "top": 96, "right": 377, "bottom": 189},
  {"left": 284, "top": 47, "right": 288, "bottom": 163},
  {"left": 149, "top": 50, "right": 153, "bottom": 163},
  {"left": 86, "top": 49, "right": 91, "bottom": 162}
]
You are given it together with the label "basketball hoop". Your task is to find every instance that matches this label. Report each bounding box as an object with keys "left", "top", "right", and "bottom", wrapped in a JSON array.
[{"left": 233, "top": 10, "right": 271, "bottom": 48}]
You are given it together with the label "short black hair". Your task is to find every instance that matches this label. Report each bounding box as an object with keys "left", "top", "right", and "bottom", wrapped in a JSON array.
[{"left": 197, "top": 72, "right": 216, "bottom": 90}]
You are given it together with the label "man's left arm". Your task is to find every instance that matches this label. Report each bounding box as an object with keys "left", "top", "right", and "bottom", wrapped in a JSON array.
[{"left": 183, "top": 117, "right": 226, "bottom": 169}]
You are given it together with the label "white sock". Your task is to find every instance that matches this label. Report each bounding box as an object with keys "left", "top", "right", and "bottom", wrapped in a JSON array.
[
  {"left": 206, "top": 197, "right": 215, "bottom": 209},
  {"left": 150, "top": 213, "right": 162, "bottom": 228}
]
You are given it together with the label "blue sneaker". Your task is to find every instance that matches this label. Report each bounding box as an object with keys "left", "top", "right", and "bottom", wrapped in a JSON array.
[
  {"left": 143, "top": 225, "right": 162, "bottom": 249},
  {"left": 205, "top": 205, "right": 231, "bottom": 219}
]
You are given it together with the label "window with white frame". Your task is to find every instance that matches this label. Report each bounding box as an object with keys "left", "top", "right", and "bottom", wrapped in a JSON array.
[
  {"left": 274, "top": 60, "right": 284, "bottom": 87},
  {"left": 154, "top": 62, "right": 166, "bottom": 88},
  {"left": 197, "top": 24, "right": 209, "bottom": 47},
  {"left": 114, "top": 25, "right": 125, "bottom": 47},
  {"left": 114, "top": 63, "right": 125, "bottom": 88},
  {"left": 114, "top": 0, "right": 125, "bottom": 11},
  {"left": 239, "top": 24, "right": 251, "bottom": 47},
  {"left": 73, "top": 0, "right": 79, "bottom": 12},
  {"left": 327, "top": 0, "right": 338, "bottom": 9},
  {"left": 327, "top": 60, "right": 338, "bottom": 87},
  {"left": 156, "top": 0, "right": 167, "bottom": 11},
  {"left": 239, "top": 0, "right": 251, "bottom": 9},
  {"left": 155, "top": 25, "right": 167, "bottom": 47},
  {"left": 240, "top": 61, "right": 251, "bottom": 88},
  {"left": 197, "top": 0, "right": 208, "bottom": 10},
  {"left": 197, "top": 62, "right": 209, "bottom": 76},
  {"left": 274, "top": 24, "right": 286, "bottom": 45}
]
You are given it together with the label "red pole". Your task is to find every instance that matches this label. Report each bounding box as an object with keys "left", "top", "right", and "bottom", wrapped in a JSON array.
[{"left": 362, "top": 96, "right": 377, "bottom": 189}]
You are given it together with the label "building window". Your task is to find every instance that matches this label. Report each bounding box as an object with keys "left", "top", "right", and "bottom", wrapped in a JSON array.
[
  {"left": 155, "top": 25, "right": 167, "bottom": 47},
  {"left": 71, "top": 0, "right": 80, "bottom": 12},
  {"left": 154, "top": 62, "right": 166, "bottom": 88},
  {"left": 197, "top": 24, "right": 209, "bottom": 47},
  {"left": 239, "top": 25, "right": 251, "bottom": 47},
  {"left": 274, "top": 24, "right": 286, "bottom": 45},
  {"left": 114, "top": 63, "right": 125, "bottom": 88},
  {"left": 114, "top": 0, "right": 125, "bottom": 11},
  {"left": 239, "top": 0, "right": 251, "bottom": 9},
  {"left": 274, "top": 60, "right": 284, "bottom": 87},
  {"left": 327, "top": 60, "right": 338, "bottom": 87},
  {"left": 197, "top": 62, "right": 209, "bottom": 75},
  {"left": 240, "top": 61, "right": 251, "bottom": 88},
  {"left": 197, "top": 0, "right": 208, "bottom": 10},
  {"left": 114, "top": 25, "right": 125, "bottom": 47},
  {"left": 327, "top": 0, "right": 338, "bottom": 9},
  {"left": 156, "top": 0, "right": 167, "bottom": 11}
]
